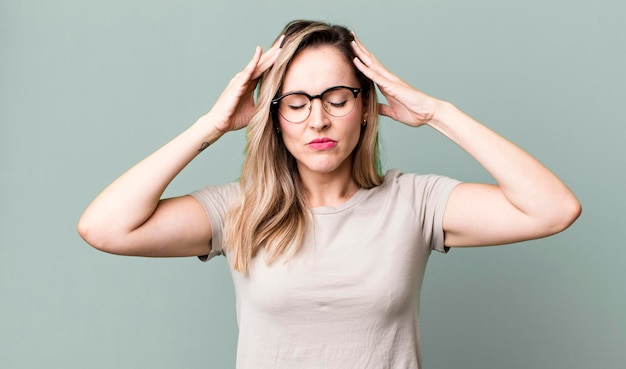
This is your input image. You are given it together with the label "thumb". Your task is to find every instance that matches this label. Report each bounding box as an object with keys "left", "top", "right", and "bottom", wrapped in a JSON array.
[{"left": 378, "top": 103, "right": 394, "bottom": 119}]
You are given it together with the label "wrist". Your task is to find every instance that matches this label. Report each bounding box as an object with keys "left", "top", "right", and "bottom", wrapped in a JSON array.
[
  {"left": 189, "top": 114, "right": 227, "bottom": 147},
  {"left": 426, "top": 100, "right": 461, "bottom": 132}
]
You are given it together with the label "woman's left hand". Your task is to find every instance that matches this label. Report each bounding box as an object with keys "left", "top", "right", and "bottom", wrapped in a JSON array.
[
  {"left": 351, "top": 33, "right": 440, "bottom": 128},
  {"left": 351, "top": 34, "right": 581, "bottom": 248}
]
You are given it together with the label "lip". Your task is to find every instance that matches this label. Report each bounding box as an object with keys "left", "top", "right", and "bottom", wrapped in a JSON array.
[{"left": 307, "top": 137, "right": 337, "bottom": 150}]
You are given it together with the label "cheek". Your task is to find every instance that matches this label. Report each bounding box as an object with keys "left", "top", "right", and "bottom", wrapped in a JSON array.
[
  {"left": 278, "top": 120, "right": 301, "bottom": 151},
  {"left": 348, "top": 99, "right": 366, "bottom": 124},
  {"left": 278, "top": 117, "right": 289, "bottom": 133},
  {"left": 344, "top": 105, "right": 365, "bottom": 133}
]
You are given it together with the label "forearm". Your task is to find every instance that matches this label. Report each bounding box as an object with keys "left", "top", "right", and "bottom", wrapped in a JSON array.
[
  {"left": 78, "top": 115, "right": 223, "bottom": 239},
  {"left": 428, "top": 101, "right": 580, "bottom": 221}
]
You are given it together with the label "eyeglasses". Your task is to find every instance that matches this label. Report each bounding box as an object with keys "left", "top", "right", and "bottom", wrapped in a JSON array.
[{"left": 271, "top": 85, "right": 362, "bottom": 124}]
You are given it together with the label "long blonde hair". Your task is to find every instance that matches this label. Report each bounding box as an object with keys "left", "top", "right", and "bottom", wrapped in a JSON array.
[{"left": 225, "top": 20, "right": 383, "bottom": 273}]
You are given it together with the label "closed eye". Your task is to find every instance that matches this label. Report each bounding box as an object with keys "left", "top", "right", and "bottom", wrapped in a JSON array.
[
  {"left": 287, "top": 103, "right": 308, "bottom": 111},
  {"left": 327, "top": 100, "right": 347, "bottom": 108}
]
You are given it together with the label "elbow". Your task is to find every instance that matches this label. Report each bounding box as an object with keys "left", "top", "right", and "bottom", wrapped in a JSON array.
[
  {"left": 77, "top": 216, "right": 119, "bottom": 254},
  {"left": 558, "top": 196, "right": 582, "bottom": 231},
  {"left": 77, "top": 216, "right": 104, "bottom": 252},
  {"left": 544, "top": 197, "right": 582, "bottom": 235},
  {"left": 78, "top": 215, "right": 143, "bottom": 256}
]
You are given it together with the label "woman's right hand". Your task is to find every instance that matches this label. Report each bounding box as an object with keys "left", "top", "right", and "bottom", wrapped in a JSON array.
[
  {"left": 205, "top": 36, "right": 284, "bottom": 133},
  {"left": 78, "top": 37, "right": 284, "bottom": 258}
]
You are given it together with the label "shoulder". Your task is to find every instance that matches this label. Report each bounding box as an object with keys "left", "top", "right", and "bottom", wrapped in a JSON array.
[
  {"left": 377, "top": 169, "right": 461, "bottom": 211},
  {"left": 189, "top": 181, "right": 240, "bottom": 209},
  {"left": 382, "top": 168, "right": 460, "bottom": 191}
]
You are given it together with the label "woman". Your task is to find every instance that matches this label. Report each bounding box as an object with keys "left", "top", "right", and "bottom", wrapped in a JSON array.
[{"left": 78, "top": 20, "right": 581, "bottom": 368}]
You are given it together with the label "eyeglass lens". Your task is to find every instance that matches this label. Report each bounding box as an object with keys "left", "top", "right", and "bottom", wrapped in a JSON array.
[{"left": 277, "top": 87, "right": 359, "bottom": 123}]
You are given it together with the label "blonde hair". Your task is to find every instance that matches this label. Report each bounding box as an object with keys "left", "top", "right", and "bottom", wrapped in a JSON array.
[{"left": 225, "top": 20, "right": 383, "bottom": 273}]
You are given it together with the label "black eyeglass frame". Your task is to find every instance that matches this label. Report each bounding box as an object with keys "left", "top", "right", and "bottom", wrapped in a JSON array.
[{"left": 271, "top": 85, "right": 363, "bottom": 123}]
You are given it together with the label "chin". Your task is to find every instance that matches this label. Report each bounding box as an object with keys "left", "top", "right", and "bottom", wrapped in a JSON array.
[
  {"left": 297, "top": 156, "right": 352, "bottom": 176},
  {"left": 301, "top": 163, "right": 339, "bottom": 174}
]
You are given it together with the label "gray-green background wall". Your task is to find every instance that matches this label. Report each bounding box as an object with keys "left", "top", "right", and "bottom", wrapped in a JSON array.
[{"left": 2, "top": 0, "right": 624, "bottom": 368}]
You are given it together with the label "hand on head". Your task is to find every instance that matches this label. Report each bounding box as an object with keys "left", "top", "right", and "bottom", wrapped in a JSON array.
[
  {"left": 350, "top": 33, "right": 439, "bottom": 128},
  {"left": 205, "top": 35, "right": 285, "bottom": 134}
]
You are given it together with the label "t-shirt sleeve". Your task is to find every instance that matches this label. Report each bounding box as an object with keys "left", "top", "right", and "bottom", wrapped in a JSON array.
[
  {"left": 188, "top": 182, "right": 240, "bottom": 262},
  {"left": 395, "top": 170, "right": 461, "bottom": 253}
]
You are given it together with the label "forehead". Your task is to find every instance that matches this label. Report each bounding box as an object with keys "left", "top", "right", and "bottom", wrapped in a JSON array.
[{"left": 281, "top": 45, "right": 359, "bottom": 93}]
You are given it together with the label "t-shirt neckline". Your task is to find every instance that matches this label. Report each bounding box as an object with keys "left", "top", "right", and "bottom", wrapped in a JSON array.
[{"left": 310, "top": 187, "right": 368, "bottom": 215}]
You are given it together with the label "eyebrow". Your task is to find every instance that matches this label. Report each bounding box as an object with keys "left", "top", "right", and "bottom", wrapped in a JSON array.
[{"left": 279, "top": 84, "right": 356, "bottom": 96}]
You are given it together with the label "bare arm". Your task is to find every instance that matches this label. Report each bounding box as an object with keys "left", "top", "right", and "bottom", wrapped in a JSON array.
[
  {"left": 428, "top": 102, "right": 581, "bottom": 246},
  {"left": 77, "top": 120, "right": 222, "bottom": 257},
  {"left": 351, "top": 34, "right": 581, "bottom": 247},
  {"left": 78, "top": 40, "right": 283, "bottom": 257}
]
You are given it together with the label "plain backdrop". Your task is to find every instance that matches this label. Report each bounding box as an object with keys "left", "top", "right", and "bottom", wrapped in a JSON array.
[{"left": 2, "top": 0, "right": 625, "bottom": 368}]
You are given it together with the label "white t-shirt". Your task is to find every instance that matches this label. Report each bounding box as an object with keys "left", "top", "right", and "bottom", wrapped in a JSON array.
[{"left": 191, "top": 169, "right": 460, "bottom": 369}]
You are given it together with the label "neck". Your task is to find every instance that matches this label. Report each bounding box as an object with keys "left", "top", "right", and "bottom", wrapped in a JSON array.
[{"left": 298, "top": 164, "right": 360, "bottom": 208}]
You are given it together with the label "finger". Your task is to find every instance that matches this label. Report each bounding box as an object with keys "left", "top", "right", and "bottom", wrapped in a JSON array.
[
  {"left": 351, "top": 40, "right": 374, "bottom": 67},
  {"left": 225, "top": 46, "right": 262, "bottom": 97},
  {"left": 252, "top": 51, "right": 276, "bottom": 80},
  {"left": 240, "top": 46, "right": 263, "bottom": 79},
  {"left": 353, "top": 43, "right": 397, "bottom": 83},
  {"left": 252, "top": 35, "right": 285, "bottom": 79},
  {"left": 351, "top": 34, "right": 398, "bottom": 82},
  {"left": 231, "top": 46, "right": 262, "bottom": 84},
  {"left": 353, "top": 54, "right": 387, "bottom": 85},
  {"left": 351, "top": 32, "right": 371, "bottom": 57},
  {"left": 259, "top": 34, "right": 284, "bottom": 65},
  {"left": 377, "top": 103, "right": 395, "bottom": 119},
  {"left": 351, "top": 33, "right": 381, "bottom": 69}
]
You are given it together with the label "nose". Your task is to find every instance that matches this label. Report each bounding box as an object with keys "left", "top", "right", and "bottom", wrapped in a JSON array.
[{"left": 307, "top": 99, "right": 331, "bottom": 130}]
